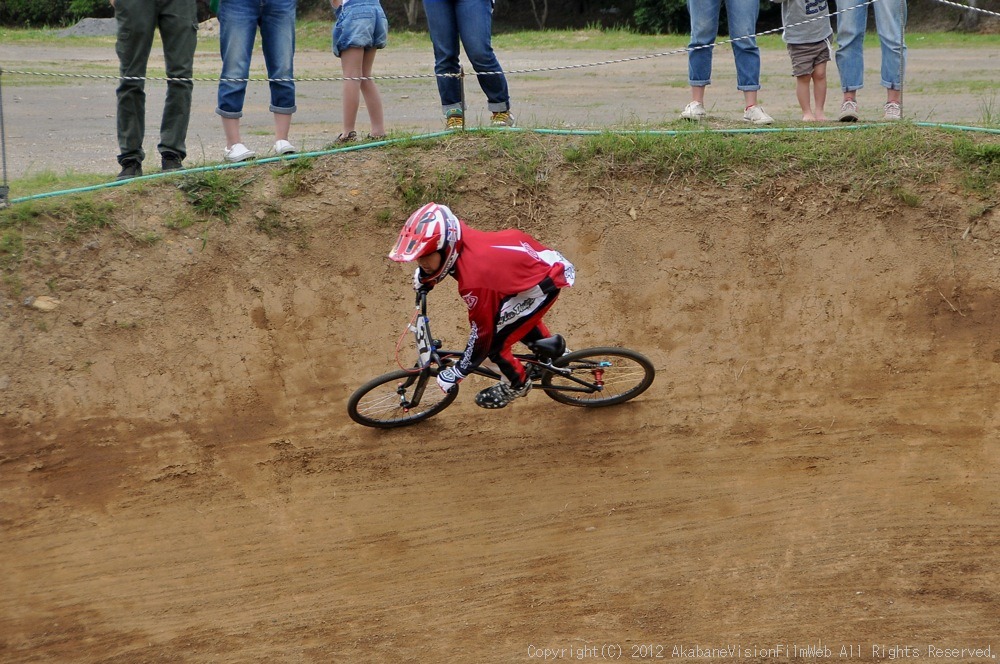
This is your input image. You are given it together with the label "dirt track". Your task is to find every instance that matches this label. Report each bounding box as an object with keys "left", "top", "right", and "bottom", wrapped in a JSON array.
[
  {"left": 1, "top": 38, "right": 998, "bottom": 182},
  {"left": 2, "top": 127, "right": 1000, "bottom": 661}
]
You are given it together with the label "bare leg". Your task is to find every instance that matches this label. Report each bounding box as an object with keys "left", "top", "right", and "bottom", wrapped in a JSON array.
[
  {"left": 743, "top": 90, "right": 759, "bottom": 109},
  {"left": 222, "top": 117, "right": 242, "bottom": 148},
  {"left": 813, "top": 62, "right": 828, "bottom": 120},
  {"left": 340, "top": 47, "right": 364, "bottom": 135},
  {"left": 796, "top": 75, "right": 815, "bottom": 121},
  {"left": 690, "top": 85, "right": 706, "bottom": 105},
  {"left": 273, "top": 112, "right": 291, "bottom": 143},
  {"left": 360, "top": 48, "right": 385, "bottom": 137}
]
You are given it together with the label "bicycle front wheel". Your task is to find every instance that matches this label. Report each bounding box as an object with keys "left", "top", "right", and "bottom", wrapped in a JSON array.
[
  {"left": 541, "top": 347, "right": 655, "bottom": 407},
  {"left": 347, "top": 369, "right": 458, "bottom": 428}
]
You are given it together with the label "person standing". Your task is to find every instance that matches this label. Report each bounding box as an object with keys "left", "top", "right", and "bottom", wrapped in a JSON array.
[
  {"left": 422, "top": 0, "right": 514, "bottom": 130},
  {"left": 680, "top": 0, "right": 774, "bottom": 125},
  {"left": 772, "top": 0, "right": 833, "bottom": 121},
  {"left": 331, "top": 0, "right": 387, "bottom": 142},
  {"left": 834, "top": 0, "right": 907, "bottom": 121},
  {"left": 112, "top": 0, "right": 198, "bottom": 180},
  {"left": 216, "top": 0, "right": 298, "bottom": 162}
]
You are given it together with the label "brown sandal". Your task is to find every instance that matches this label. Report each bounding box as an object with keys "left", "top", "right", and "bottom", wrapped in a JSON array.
[{"left": 335, "top": 131, "right": 357, "bottom": 144}]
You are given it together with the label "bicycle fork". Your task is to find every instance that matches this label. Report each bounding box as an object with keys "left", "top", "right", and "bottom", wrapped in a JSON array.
[{"left": 396, "top": 370, "right": 432, "bottom": 410}]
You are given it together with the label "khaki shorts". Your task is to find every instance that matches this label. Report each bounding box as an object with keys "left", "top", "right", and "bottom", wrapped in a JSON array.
[{"left": 787, "top": 38, "right": 832, "bottom": 77}]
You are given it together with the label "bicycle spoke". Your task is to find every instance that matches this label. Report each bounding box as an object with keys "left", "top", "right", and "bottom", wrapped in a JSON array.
[
  {"left": 542, "top": 348, "right": 655, "bottom": 407},
  {"left": 348, "top": 370, "right": 458, "bottom": 428}
]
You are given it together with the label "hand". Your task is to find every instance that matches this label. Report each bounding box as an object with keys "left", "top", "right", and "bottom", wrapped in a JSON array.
[
  {"left": 413, "top": 267, "right": 433, "bottom": 293},
  {"left": 436, "top": 366, "right": 463, "bottom": 394}
]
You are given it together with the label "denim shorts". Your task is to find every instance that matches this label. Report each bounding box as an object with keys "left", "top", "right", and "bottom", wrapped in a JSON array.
[{"left": 333, "top": 0, "right": 388, "bottom": 57}]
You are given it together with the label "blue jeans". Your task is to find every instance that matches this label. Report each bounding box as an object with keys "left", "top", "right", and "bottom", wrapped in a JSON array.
[
  {"left": 333, "top": 0, "right": 388, "bottom": 57},
  {"left": 216, "top": 0, "right": 297, "bottom": 118},
  {"left": 835, "top": 0, "right": 907, "bottom": 92},
  {"left": 687, "top": 0, "right": 761, "bottom": 91},
  {"left": 422, "top": 0, "right": 510, "bottom": 114}
]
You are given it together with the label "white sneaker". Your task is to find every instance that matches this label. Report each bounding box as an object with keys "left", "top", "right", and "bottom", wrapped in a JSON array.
[
  {"left": 273, "top": 139, "right": 296, "bottom": 155},
  {"left": 680, "top": 101, "right": 706, "bottom": 121},
  {"left": 838, "top": 100, "right": 859, "bottom": 122},
  {"left": 883, "top": 102, "right": 902, "bottom": 121},
  {"left": 743, "top": 105, "right": 774, "bottom": 125},
  {"left": 224, "top": 143, "right": 255, "bottom": 163}
]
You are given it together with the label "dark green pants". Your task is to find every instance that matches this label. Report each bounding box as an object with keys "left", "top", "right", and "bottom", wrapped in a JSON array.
[{"left": 115, "top": 0, "right": 198, "bottom": 164}]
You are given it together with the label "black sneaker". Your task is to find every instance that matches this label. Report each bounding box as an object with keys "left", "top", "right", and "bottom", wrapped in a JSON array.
[
  {"left": 116, "top": 159, "right": 142, "bottom": 180},
  {"left": 161, "top": 152, "right": 183, "bottom": 172},
  {"left": 475, "top": 380, "right": 532, "bottom": 409}
]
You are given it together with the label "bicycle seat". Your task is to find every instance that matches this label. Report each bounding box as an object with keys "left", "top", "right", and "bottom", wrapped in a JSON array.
[{"left": 528, "top": 335, "right": 566, "bottom": 360}]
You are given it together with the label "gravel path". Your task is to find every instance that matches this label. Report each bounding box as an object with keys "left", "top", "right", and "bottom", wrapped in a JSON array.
[{"left": 1, "top": 39, "right": 997, "bottom": 182}]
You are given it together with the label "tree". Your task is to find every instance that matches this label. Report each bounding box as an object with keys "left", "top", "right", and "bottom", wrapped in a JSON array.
[
  {"left": 528, "top": 0, "right": 550, "bottom": 29},
  {"left": 633, "top": 0, "right": 687, "bottom": 34},
  {"left": 956, "top": 0, "right": 981, "bottom": 30},
  {"left": 403, "top": 0, "right": 422, "bottom": 27}
]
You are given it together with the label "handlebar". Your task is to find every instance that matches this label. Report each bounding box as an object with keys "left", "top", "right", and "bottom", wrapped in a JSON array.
[{"left": 415, "top": 286, "right": 432, "bottom": 312}]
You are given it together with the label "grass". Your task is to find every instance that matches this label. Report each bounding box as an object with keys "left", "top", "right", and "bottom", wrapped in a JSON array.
[
  {"left": 386, "top": 146, "right": 468, "bottom": 209},
  {"left": 953, "top": 134, "right": 1000, "bottom": 195},
  {"left": 176, "top": 171, "right": 255, "bottom": 222},
  {"left": 5, "top": 171, "right": 109, "bottom": 199},
  {"left": 911, "top": 78, "right": 1000, "bottom": 95},
  {"left": 61, "top": 199, "right": 115, "bottom": 240},
  {"left": 481, "top": 131, "right": 551, "bottom": 191},
  {"left": 0, "top": 125, "right": 997, "bottom": 297},
  {"left": 977, "top": 94, "right": 998, "bottom": 126},
  {"left": 5, "top": 23, "right": 999, "bottom": 51},
  {"left": 0, "top": 168, "right": 253, "bottom": 279},
  {"left": 560, "top": 124, "right": 995, "bottom": 195},
  {"left": 274, "top": 157, "right": 316, "bottom": 197},
  {"left": 0, "top": 194, "right": 116, "bottom": 274}
]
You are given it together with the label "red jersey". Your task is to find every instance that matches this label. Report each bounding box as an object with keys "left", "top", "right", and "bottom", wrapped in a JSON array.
[{"left": 449, "top": 222, "right": 575, "bottom": 375}]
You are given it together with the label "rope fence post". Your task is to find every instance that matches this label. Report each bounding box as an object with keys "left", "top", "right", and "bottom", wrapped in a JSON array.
[
  {"left": 460, "top": 65, "right": 466, "bottom": 116},
  {"left": 0, "top": 69, "right": 9, "bottom": 209}
]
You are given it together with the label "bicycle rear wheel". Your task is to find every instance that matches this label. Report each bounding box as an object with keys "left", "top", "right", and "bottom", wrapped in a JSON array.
[
  {"left": 347, "top": 369, "right": 458, "bottom": 428},
  {"left": 541, "top": 347, "right": 655, "bottom": 407}
]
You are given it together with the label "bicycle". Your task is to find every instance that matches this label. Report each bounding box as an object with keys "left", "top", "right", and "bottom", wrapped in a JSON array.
[{"left": 347, "top": 291, "right": 656, "bottom": 428}]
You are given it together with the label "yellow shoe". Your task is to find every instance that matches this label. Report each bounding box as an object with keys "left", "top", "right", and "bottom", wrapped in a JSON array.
[
  {"left": 446, "top": 109, "right": 465, "bottom": 130},
  {"left": 491, "top": 111, "right": 515, "bottom": 127}
]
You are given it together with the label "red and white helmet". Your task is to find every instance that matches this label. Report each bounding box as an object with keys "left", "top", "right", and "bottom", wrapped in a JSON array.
[{"left": 388, "top": 202, "right": 462, "bottom": 285}]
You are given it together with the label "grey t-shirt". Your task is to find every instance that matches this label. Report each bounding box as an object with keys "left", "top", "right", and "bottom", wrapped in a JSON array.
[{"left": 775, "top": 0, "right": 834, "bottom": 44}]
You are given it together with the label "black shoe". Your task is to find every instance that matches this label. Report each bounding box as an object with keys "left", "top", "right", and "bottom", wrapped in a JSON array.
[
  {"left": 116, "top": 160, "right": 142, "bottom": 180},
  {"left": 475, "top": 380, "right": 532, "bottom": 409},
  {"left": 161, "top": 152, "right": 183, "bottom": 172}
]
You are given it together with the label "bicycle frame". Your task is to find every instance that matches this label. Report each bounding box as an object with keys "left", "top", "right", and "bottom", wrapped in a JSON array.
[{"left": 407, "top": 291, "right": 604, "bottom": 399}]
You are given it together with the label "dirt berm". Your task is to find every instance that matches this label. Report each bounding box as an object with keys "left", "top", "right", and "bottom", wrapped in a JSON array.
[{"left": 1, "top": 129, "right": 998, "bottom": 662}]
